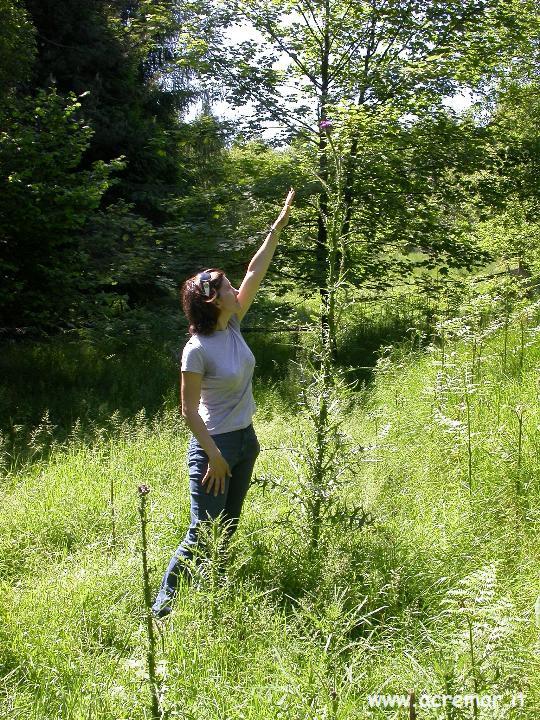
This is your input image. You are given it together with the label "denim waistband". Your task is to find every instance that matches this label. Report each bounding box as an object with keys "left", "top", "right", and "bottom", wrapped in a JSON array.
[{"left": 189, "top": 423, "right": 254, "bottom": 445}]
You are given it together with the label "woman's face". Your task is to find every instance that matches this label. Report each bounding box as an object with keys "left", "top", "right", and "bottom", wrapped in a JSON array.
[{"left": 216, "top": 275, "right": 240, "bottom": 313}]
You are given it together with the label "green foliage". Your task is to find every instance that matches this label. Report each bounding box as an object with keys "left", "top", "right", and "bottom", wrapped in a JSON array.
[
  {"left": 441, "top": 563, "right": 527, "bottom": 703},
  {"left": 0, "top": 1, "right": 236, "bottom": 331},
  {"left": 473, "top": 203, "right": 540, "bottom": 278},
  {"left": 24, "top": 0, "right": 193, "bottom": 215},
  {"left": 209, "top": 0, "right": 510, "bottom": 140},
  {"left": 193, "top": 0, "right": 529, "bottom": 314},
  {"left": 253, "top": 360, "right": 374, "bottom": 558},
  {"left": 283, "top": 104, "right": 495, "bottom": 308},
  {"left": 82, "top": 199, "right": 172, "bottom": 308},
  {"left": 0, "top": 0, "right": 35, "bottom": 95},
  {"left": 0, "top": 87, "right": 125, "bottom": 329},
  {"left": 463, "top": 5, "right": 540, "bottom": 278},
  {"left": 1, "top": 0, "right": 537, "bottom": 336}
]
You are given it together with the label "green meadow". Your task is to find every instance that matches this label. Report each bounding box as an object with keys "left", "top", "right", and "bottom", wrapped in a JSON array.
[{"left": 1, "top": 279, "right": 540, "bottom": 719}]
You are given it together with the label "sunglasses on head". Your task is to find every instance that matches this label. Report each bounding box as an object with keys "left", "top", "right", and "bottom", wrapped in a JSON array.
[{"left": 196, "top": 270, "right": 214, "bottom": 297}]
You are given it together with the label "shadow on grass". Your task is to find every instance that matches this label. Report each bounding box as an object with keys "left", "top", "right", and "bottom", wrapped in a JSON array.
[
  {"left": 336, "top": 302, "right": 438, "bottom": 387},
  {"left": 0, "top": 327, "right": 302, "bottom": 471},
  {"left": 233, "top": 516, "right": 441, "bottom": 645},
  {"left": 0, "top": 297, "right": 435, "bottom": 470}
]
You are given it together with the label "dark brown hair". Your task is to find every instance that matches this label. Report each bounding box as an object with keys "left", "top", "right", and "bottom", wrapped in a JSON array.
[{"left": 181, "top": 268, "right": 225, "bottom": 335}]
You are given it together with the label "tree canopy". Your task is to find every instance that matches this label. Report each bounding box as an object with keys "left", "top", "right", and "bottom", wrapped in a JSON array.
[{"left": 0, "top": 0, "right": 538, "bottom": 333}]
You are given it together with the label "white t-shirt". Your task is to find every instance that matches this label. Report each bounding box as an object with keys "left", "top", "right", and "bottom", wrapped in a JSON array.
[{"left": 180, "top": 313, "right": 256, "bottom": 434}]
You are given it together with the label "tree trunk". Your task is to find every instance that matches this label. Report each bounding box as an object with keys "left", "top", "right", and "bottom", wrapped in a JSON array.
[{"left": 316, "top": 0, "right": 337, "bottom": 363}]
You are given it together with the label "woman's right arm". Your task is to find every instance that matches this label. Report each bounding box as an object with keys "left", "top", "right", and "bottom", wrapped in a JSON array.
[{"left": 181, "top": 370, "right": 231, "bottom": 495}]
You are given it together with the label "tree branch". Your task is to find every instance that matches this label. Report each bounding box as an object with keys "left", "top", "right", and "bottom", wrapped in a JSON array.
[
  {"left": 293, "top": 1, "right": 324, "bottom": 49},
  {"left": 211, "top": 54, "right": 315, "bottom": 134},
  {"left": 261, "top": 12, "right": 321, "bottom": 88},
  {"left": 295, "top": 0, "right": 325, "bottom": 38}
]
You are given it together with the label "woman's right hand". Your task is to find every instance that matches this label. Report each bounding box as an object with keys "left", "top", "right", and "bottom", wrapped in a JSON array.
[
  {"left": 271, "top": 187, "right": 295, "bottom": 233},
  {"left": 202, "top": 450, "right": 232, "bottom": 496}
]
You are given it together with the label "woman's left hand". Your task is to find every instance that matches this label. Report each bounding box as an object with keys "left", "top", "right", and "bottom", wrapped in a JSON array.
[{"left": 271, "top": 187, "right": 296, "bottom": 233}]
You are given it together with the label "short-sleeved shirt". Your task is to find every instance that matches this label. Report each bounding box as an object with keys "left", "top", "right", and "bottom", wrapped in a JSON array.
[{"left": 181, "top": 313, "right": 256, "bottom": 434}]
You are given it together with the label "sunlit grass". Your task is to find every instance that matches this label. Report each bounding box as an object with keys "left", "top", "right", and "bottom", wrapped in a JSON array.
[{"left": 1, "top": 288, "right": 540, "bottom": 718}]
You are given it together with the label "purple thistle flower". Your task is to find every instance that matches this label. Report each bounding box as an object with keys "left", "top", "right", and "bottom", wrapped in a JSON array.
[{"left": 319, "top": 119, "right": 333, "bottom": 130}]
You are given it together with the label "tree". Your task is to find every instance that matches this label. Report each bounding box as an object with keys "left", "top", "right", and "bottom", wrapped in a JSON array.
[
  {"left": 0, "top": 88, "right": 125, "bottom": 329},
  {"left": 464, "top": 0, "right": 540, "bottom": 280},
  {"left": 194, "top": 0, "right": 521, "bottom": 354},
  {"left": 0, "top": 0, "right": 36, "bottom": 96},
  {"left": 23, "top": 0, "right": 193, "bottom": 221}
]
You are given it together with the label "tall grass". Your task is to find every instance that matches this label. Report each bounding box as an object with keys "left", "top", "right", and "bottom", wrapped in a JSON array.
[{"left": 1, "top": 283, "right": 540, "bottom": 718}]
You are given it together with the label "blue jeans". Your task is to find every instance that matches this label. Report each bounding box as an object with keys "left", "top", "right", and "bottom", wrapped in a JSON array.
[{"left": 152, "top": 423, "right": 260, "bottom": 614}]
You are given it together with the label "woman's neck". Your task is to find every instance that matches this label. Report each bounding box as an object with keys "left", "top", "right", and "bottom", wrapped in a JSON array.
[{"left": 215, "top": 309, "right": 233, "bottom": 331}]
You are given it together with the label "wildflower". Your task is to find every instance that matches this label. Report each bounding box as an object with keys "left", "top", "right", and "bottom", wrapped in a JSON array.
[{"left": 319, "top": 119, "right": 333, "bottom": 131}]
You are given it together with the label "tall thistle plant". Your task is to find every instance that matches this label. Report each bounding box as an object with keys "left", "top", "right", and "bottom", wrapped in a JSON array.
[
  {"left": 255, "top": 114, "right": 373, "bottom": 562},
  {"left": 301, "top": 115, "right": 370, "bottom": 556}
]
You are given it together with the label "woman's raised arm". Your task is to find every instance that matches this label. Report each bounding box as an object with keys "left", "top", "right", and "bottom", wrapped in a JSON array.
[{"left": 236, "top": 188, "right": 295, "bottom": 322}]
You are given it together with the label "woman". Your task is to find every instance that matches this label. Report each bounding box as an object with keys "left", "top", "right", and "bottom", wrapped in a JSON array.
[{"left": 152, "top": 188, "right": 295, "bottom": 618}]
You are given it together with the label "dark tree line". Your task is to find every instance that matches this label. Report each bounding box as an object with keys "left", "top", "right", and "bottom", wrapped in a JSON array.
[
  {"left": 0, "top": 0, "right": 539, "bottom": 334},
  {"left": 0, "top": 0, "right": 227, "bottom": 331}
]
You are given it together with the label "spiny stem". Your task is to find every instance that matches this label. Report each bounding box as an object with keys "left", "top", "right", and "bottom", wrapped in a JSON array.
[
  {"left": 465, "top": 610, "right": 479, "bottom": 720},
  {"left": 109, "top": 474, "right": 116, "bottom": 553},
  {"left": 463, "top": 370, "right": 473, "bottom": 498},
  {"left": 513, "top": 406, "right": 524, "bottom": 498},
  {"left": 408, "top": 689, "right": 416, "bottom": 720},
  {"left": 519, "top": 312, "right": 526, "bottom": 377},
  {"left": 137, "top": 484, "right": 161, "bottom": 720},
  {"left": 502, "top": 290, "right": 510, "bottom": 375}
]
